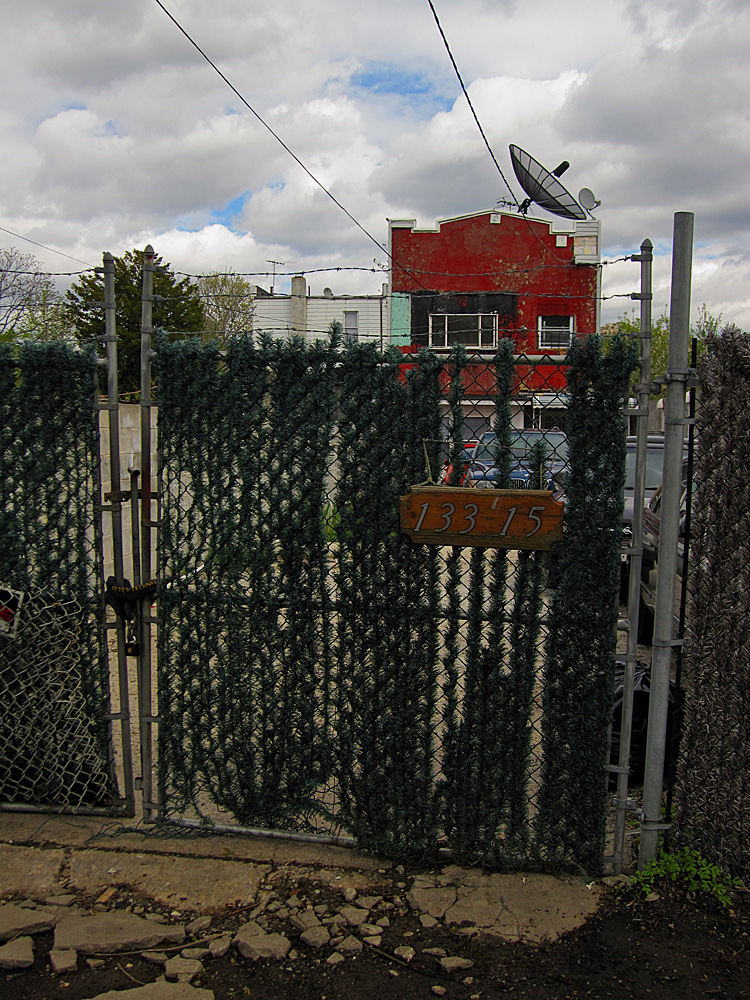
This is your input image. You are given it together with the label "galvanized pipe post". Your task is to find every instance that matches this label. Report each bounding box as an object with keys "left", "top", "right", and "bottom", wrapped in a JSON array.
[
  {"left": 103, "top": 252, "right": 136, "bottom": 815},
  {"left": 139, "top": 244, "right": 157, "bottom": 822},
  {"left": 612, "top": 238, "right": 653, "bottom": 873},
  {"left": 639, "top": 213, "right": 693, "bottom": 867}
]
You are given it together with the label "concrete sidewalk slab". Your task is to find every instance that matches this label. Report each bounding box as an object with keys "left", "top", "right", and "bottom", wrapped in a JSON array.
[
  {"left": 0, "top": 813, "right": 384, "bottom": 870},
  {"left": 0, "top": 844, "right": 66, "bottom": 898},
  {"left": 55, "top": 911, "right": 186, "bottom": 954},
  {"left": 93, "top": 983, "right": 214, "bottom": 999},
  {"left": 67, "top": 850, "right": 270, "bottom": 912}
]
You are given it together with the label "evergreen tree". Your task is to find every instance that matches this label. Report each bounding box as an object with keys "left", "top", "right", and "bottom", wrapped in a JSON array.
[{"left": 65, "top": 249, "right": 205, "bottom": 393}]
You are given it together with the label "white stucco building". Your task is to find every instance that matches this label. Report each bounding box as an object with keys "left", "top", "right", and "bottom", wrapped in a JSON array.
[{"left": 252, "top": 275, "right": 390, "bottom": 347}]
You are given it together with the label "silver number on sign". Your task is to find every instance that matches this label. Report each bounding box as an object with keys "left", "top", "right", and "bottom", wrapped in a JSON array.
[
  {"left": 459, "top": 503, "right": 478, "bottom": 534},
  {"left": 500, "top": 506, "right": 518, "bottom": 535},
  {"left": 526, "top": 506, "right": 545, "bottom": 537},
  {"left": 435, "top": 502, "right": 455, "bottom": 532},
  {"left": 414, "top": 502, "right": 429, "bottom": 532}
]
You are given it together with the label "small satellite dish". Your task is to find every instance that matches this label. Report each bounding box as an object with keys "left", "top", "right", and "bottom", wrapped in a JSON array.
[
  {"left": 323, "top": 287, "right": 334, "bottom": 298},
  {"left": 578, "top": 187, "right": 601, "bottom": 213},
  {"left": 509, "top": 144, "right": 587, "bottom": 221}
]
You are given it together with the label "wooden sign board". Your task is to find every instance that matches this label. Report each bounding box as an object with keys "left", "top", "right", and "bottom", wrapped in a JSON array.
[{"left": 400, "top": 486, "right": 563, "bottom": 550}]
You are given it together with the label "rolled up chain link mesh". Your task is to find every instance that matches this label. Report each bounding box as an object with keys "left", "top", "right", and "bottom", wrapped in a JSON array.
[
  {"left": 156, "top": 331, "right": 636, "bottom": 871},
  {"left": 0, "top": 342, "right": 116, "bottom": 809},
  {"left": 673, "top": 326, "right": 750, "bottom": 879}
]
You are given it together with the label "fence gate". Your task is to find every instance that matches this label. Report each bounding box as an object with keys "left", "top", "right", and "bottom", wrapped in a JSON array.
[
  {"left": 151, "top": 332, "right": 636, "bottom": 872},
  {"left": 0, "top": 343, "right": 129, "bottom": 817}
]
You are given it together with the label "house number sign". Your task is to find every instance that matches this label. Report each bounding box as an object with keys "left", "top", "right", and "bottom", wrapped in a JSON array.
[{"left": 399, "top": 486, "right": 563, "bottom": 550}]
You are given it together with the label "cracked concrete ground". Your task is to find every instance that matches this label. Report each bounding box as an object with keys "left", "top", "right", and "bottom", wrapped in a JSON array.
[{"left": 0, "top": 812, "right": 603, "bottom": 997}]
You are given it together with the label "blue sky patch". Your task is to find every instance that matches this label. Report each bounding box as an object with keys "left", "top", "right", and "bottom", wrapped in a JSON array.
[
  {"left": 212, "top": 191, "right": 251, "bottom": 227},
  {"left": 350, "top": 63, "right": 453, "bottom": 114}
]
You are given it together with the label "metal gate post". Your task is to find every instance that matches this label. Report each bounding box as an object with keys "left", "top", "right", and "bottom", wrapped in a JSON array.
[
  {"left": 612, "top": 238, "right": 653, "bottom": 872},
  {"left": 139, "top": 245, "right": 157, "bottom": 822},
  {"left": 639, "top": 213, "right": 693, "bottom": 866},
  {"left": 102, "top": 252, "right": 136, "bottom": 815}
]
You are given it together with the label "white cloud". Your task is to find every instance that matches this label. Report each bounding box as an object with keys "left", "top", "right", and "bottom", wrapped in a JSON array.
[{"left": 0, "top": 0, "right": 748, "bottom": 329}]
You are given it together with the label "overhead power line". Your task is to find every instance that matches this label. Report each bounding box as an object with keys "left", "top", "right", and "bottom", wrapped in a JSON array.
[
  {"left": 153, "top": 0, "right": 391, "bottom": 264},
  {"left": 425, "top": 0, "right": 518, "bottom": 209},
  {"left": 0, "top": 225, "right": 95, "bottom": 268},
  {"left": 426, "top": 0, "right": 575, "bottom": 267}
]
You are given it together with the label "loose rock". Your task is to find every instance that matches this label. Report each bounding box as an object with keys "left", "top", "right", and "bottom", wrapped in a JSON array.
[
  {"left": 186, "top": 916, "right": 212, "bottom": 935},
  {"left": 0, "top": 903, "right": 55, "bottom": 941},
  {"left": 50, "top": 948, "right": 78, "bottom": 974},
  {"left": 340, "top": 905, "right": 368, "bottom": 927},
  {"left": 440, "top": 955, "right": 475, "bottom": 972},
  {"left": 165, "top": 956, "right": 203, "bottom": 983},
  {"left": 209, "top": 935, "right": 232, "bottom": 958},
  {"left": 290, "top": 910, "right": 321, "bottom": 932},
  {"left": 300, "top": 925, "right": 330, "bottom": 949},
  {"left": 0, "top": 936, "right": 34, "bottom": 970},
  {"left": 337, "top": 935, "right": 363, "bottom": 954},
  {"left": 234, "top": 924, "right": 291, "bottom": 961},
  {"left": 394, "top": 945, "right": 415, "bottom": 962}
]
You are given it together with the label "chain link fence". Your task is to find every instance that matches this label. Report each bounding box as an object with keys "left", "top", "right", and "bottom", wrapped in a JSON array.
[
  {"left": 673, "top": 325, "right": 750, "bottom": 878},
  {"left": 0, "top": 342, "right": 119, "bottom": 811},
  {"left": 156, "top": 332, "right": 636, "bottom": 872}
]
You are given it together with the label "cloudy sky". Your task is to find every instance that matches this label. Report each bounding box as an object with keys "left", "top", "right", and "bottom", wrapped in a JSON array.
[{"left": 1, "top": 0, "right": 748, "bottom": 328}]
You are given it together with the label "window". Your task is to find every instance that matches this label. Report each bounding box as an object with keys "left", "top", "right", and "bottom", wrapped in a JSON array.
[
  {"left": 343, "top": 311, "right": 359, "bottom": 343},
  {"left": 538, "top": 315, "right": 574, "bottom": 350},
  {"left": 429, "top": 313, "right": 497, "bottom": 349}
]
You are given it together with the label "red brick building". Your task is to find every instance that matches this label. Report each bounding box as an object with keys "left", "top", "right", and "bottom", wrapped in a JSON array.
[{"left": 388, "top": 209, "right": 600, "bottom": 433}]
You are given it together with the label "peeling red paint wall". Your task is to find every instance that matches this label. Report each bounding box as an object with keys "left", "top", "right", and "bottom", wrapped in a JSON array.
[{"left": 390, "top": 212, "right": 598, "bottom": 394}]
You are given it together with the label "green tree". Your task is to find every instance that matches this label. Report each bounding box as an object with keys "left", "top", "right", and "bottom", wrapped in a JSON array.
[
  {"left": 15, "top": 286, "right": 74, "bottom": 342},
  {"left": 603, "top": 303, "right": 721, "bottom": 394},
  {"left": 65, "top": 249, "right": 205, "bottom": 393},
  {"left": 0, "top": 247, "right": 59, "bottom": 341},
  {"left": 196, "top": 272, "right": 255, "bottom": 346}
]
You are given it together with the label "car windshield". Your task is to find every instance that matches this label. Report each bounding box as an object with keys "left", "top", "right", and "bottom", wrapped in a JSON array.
[
  {"left": 624, "top": 449, "right": 665, "bottom": 491},
  {"left": 472, "top": 431, "right": 567, "bottom": 465}
]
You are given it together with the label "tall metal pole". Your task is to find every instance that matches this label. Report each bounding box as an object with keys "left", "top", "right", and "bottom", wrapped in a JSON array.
[
  {"left": 612, "top": 238, "right": 652, "bottom": 872},
  {"left": 103, "top": 252, "right": 136, "bottom": 815},
  {"left": 639, "top": 213, "right": 693, "bottom": 866},
  {"left": 139, "top": 245, "right": 156, "bottom": 822}
]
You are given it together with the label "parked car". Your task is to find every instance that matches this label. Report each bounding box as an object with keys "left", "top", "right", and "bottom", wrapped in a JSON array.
[
  {"left": 440, "top": 441, "right": 477, "bottom": 483},
  {"left": 638, "top": 458, "right": 692, "bottom": 643},
  {"left": 620, "top": 436, "right": 668, "bottom": 595},
  {"left": 460, "top": 429, "right": 568, "bottom": 491}
]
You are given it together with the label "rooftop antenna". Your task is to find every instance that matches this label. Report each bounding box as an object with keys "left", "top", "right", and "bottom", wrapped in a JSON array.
[
  {"left": 509, "top": 144, "right": 598, "bottom": 220},
  {"left": 266, "top": 259, "right": 289, "bottom": 294}
]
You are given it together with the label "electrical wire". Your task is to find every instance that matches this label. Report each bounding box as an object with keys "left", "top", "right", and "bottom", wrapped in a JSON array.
[
  {"left": 425, "top": 0, "right": 517, "bottom": 209},
  {"left": 426, "top": 0, "right": 580, "bottom": 267},
  {"left": 0, "top": 225, "right": 96, "bottom": 268},
  {"left": 153, "top": 1, "right": 393, "bottom": 267}
]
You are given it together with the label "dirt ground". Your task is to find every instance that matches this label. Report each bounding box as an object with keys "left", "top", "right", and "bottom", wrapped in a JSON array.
[{"left": 3, "top": 877, "right": 749, "bottom": 1000}]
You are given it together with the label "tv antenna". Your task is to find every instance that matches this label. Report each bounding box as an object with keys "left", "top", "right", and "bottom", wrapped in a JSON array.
[
  {"left": 509, "top": 144, "right": 599, "bottom": 221},
  {"left": 266, "top": 259, "right": 294, "bottom": 294}
]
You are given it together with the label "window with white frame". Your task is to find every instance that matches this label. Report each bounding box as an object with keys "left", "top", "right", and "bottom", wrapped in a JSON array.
[
  {"left": 343, "top": 310, "right": 359, "bottom": 343},
  {"left": 538, "top": 315, "right": 574, "bottom": 350},
  {"left": 429, "top": 313, "right": 497, "bottom": 349}
]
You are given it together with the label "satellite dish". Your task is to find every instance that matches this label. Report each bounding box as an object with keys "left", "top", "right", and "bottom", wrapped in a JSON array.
[
  {"left": 323, "top": 287, "right": 334, "bottom": 298},
  {"left": 578, "top": 187, "right": 601, "bottom": 213},
  {"left": 509, "top": 144, "right": 587, "bottom": 221}
]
